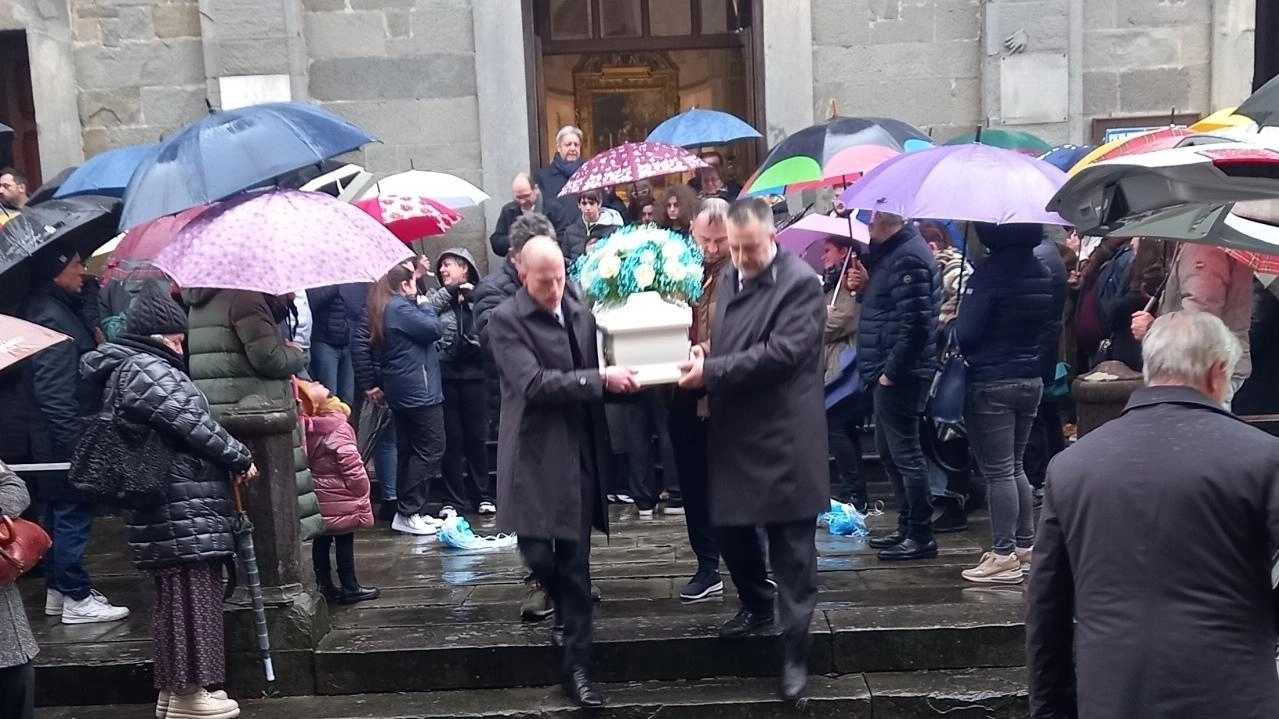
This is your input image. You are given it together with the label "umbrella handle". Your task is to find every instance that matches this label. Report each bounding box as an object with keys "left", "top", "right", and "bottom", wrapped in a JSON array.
[{"left": 233, "top": 482, "right": 244, "bottom": 513}]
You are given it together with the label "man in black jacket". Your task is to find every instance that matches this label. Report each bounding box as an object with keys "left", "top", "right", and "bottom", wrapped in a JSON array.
[
  {"left": 488, "top": 173, "right": 574, "bottom": 258},
  {"left": 1025, "top": 235, "right": 1069, "bottom": 489},
  {"left": 850, "top": 213, "right": 941, "bottom": 561},
  {"left": 22, "top": 240, "right": 130, "bottom": 624},
  {"left": 307, "top": 282, "right": 366, "bottom": 404},
  {"left": 1028, "top": 311, "right": 1279, "bottom": 719}
]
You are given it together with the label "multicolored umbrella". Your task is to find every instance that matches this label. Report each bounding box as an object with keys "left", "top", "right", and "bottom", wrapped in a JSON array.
[
  {"left": 152, "top": 190, "right": 411, "bottom": 295},
  {"left": 944, "top": 128, "right": 1052, "bottom": 155},
  {"left": 1192, "top": 107, "right": 1254, "bottom": 133},
  {"left": 1039, "top": 145, "right": 1096, "bottom": 173},
  {"left": 0, "top": 314, "right": 70, "bottom": 372},
  {"left": 558, "top": 142, "right": 707, "bottom": 197},
  {"left": 367, "top": 171, "right": 489, "bottom": 209},
  {"left": 55, "top": 144, "right": 155, "bottom": 199},
  {"left": 355, "top": 194, "right": 461, "bottom": 244},
  {"left": 120, "top": 102, "right": 375, "bottom": 230},
  {"left": 839, "top": 143, "right": 1069, "bottom": 225},
  {"left": 646, "top": 108, "right": 762, "bottom": 148},
  {"left": 100, "top": 205, "right": 207, "bottom": 281},
  {"left": 741, "top": 117, "right": 932, "bottom": 197},
  {"left": 1067, "top": 127, "right": 1195, "bottom": 176}
]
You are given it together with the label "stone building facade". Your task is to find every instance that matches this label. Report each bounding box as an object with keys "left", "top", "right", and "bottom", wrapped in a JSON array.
[{"left": 0, "top": 0, "right": 1261, "bottom": 269}]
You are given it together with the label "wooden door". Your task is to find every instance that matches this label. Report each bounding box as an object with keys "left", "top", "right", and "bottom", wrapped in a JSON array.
[{"left": 0, "top": 32, "right": 41, "bottom": 187}]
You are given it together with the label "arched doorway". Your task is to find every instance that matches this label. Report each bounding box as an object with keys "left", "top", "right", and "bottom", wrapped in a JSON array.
[
  {"left": 523, "top": 0, "right": 763, "bottom": 192},
  {"left": 0, "top": 31, "right": 41, "bottom": 186}
]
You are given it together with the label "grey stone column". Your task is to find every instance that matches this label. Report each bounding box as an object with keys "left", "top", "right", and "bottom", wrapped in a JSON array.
[
  {"left": 762, "top": 0, "right": 815, "bottom": 143},
  {"left": 1211, "top": 0, "right": 1256, "bottom": 107},
  {"left": 197, "top": 0, "right": 309, "bottom": 107}
]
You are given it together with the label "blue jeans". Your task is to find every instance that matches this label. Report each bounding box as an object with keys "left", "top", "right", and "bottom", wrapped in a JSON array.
[
  {"left": 965, "top": 378, "right": 1042, "bottom": 555},
  {"left": 374, "top": 421, "right": 398, "bottom": 502},
  {"left": 310, "top": 341, "right": 354, "bottom": 404},
  {"left": 43, "top": 501, "right": 95, "bottom": 601}
]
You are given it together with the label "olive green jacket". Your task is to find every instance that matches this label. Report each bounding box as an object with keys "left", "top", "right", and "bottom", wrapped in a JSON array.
[{"left": 183, "top": 288, "right": 323, "bottom": 540}]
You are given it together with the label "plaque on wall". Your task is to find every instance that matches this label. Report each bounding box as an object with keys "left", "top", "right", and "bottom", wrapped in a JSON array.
[{"left": 573, "top": 52, "right": 680, "bottom": 157}]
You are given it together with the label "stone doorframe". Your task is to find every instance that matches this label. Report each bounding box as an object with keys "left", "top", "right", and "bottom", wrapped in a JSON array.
[{"left": 0, "top": 2, "right": 84, "bottom": 180}]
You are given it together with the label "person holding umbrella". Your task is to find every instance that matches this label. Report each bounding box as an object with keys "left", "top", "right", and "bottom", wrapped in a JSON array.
[
  {"left": 22, "top": 239, "right": 132, "bottom": 624},
  {"left": 80, "top": 285, "right": 258, "bottom": 719}
]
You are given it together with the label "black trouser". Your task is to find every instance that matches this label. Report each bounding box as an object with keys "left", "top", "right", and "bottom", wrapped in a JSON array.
[
  {"left": 392, "top": 404, "right": 446, "bottom": 517},
  {"left": 874, "top": 379, "right": 933, "bottom": 542},
  {"left": 717, "top": 519, "right": 818, "bottom": 663},
  {"left": 442, "top": 378, "right": 491, "bottom": 509},
  {"left": 0, "top": 660, "right": 34, "bottom": 719},
  {"left": 517, "top": 458, "right": 594, "bottom": 674},
  {"left": 827, "top": 393, "right": 871, "bottom": 503},
  {"left": 1024, "top": 396, "right": 1065, "bottom": 489},
  {"left": 313, "top": 533, "right": 362, "bottom": 591},
  {"left": 668, "top": 395, "right": 719, "bottom": 575}
]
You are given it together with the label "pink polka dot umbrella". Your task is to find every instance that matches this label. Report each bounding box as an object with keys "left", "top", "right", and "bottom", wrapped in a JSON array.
[
  {"left": 153, "top": 190, "right": 412, "bottom": 295},
  {"left": 558, "top": 142, "right": 709, "bottom": 197}
]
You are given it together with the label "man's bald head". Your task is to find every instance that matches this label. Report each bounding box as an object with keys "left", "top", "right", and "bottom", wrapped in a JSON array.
[
  {"left": 513, "top": 172, "right": 539, "bottom": 211},
  {"left": 519, "top": 236, "right": 567, "bottom": 312}
]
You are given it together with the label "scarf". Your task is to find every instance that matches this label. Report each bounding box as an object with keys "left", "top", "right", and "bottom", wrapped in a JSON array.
[{"left": 552, "top": 153, "right": 583, "bottom": 178}]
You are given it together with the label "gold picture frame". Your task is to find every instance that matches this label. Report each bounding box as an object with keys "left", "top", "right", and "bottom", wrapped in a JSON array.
[{"left": 573, "top": 52, "right": 680, "bottom": 158}]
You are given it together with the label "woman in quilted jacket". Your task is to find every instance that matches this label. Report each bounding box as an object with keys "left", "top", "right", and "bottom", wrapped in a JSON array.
[
  {"left": 297, "top": 379, "right": 378, "bottom": 605},
  {"left": 80, "top": 284, "right": 257, "bottom": 719}
]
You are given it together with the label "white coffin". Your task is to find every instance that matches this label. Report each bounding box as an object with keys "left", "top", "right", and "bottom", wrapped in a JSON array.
[{"left": 593, "top": 291, "right": 692, "bottom": 386}]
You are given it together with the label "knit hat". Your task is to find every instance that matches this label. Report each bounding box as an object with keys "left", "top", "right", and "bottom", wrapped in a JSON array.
[
  {"left": 27, "top": 239, "right": 77, "bottom": 281},
  {"left": 125, "top": 282, "right": 188, "bottom": 336}
]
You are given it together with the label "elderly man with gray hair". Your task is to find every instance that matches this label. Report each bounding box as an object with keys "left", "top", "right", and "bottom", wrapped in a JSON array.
[
  {"left": 1027, "top": 310, "right": 1279, "bottom": 719},
  {"left": 535, "top": 125, "right": 585, "bottom": 210}
]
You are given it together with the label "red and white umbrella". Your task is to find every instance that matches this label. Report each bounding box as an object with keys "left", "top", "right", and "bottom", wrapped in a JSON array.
[
  {"left": 355, "top": 194, "right": 461, "bottom": 244},
  {"left": 559, "top": 142, "right": 708, "bottom": 197}
]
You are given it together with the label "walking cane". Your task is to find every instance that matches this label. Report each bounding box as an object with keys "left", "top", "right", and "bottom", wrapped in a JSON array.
[{"left": 233, "top": 484, "right": 276, "bottom": 682}]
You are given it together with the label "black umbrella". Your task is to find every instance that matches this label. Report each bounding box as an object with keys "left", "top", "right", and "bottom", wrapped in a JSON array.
[
  {"left": 232, "top": 485, "right": 275, "bottom": 682},
  {"left": 27, "top": 166, "right": 78, "bottom": 207},
  {"left": 1237, "top": 73, "right": 1279, "bottom": 127},
  {"left": 0, "top": 195, "right": 120, "bottom": 277}
]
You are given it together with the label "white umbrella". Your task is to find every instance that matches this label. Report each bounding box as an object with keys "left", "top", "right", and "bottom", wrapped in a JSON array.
[{"left": 363, "top": 171, "right": 489, "bottom": 209}]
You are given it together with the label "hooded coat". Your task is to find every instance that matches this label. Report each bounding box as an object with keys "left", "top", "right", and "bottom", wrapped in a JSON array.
[
  {"left": 298, "top": 381, "right": 374, "bottom": 535},
  {"left": 428, "top": 248, "right": 485, "bottom": 382},
  {"left": 182, "top": 288, "right": 323, "bottom": 540},
  {"left": 80, "top": 337, "right": 252, "bottom": 569}
]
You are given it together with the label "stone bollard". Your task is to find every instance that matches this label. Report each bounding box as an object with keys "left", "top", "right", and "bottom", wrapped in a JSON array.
[
  {"left": 1071, "top": 361, "right": 1144, "bottom": 439},
  {"left": 219, "top": 395, "right": 328, "bottom": 697}
]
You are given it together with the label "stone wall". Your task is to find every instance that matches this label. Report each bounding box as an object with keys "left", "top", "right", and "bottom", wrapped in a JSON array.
[
  {"left": 69, "top": 0, "right": 208, "bottom": 157},
  {"left": 303, "top": 0, "right": 488, "bottom": 266}
]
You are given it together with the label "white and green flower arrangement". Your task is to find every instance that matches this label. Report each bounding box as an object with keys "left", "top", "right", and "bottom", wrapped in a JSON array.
[{"left": 571, "top": 225, "right": 705, "bottom": 308}]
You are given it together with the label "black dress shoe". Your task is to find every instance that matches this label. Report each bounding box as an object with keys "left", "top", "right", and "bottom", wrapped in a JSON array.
[
  {"left": 877, "top": 538, "right": 939, "bottom": 561},
  {"left": 337, "top": 586, "right": 381, "bottom": 605},
  {"left": 719, "top": 607, "right": 775, "bottom": 638},
  {"left": 868, "top": 532, "right": 905, "bottom": 549},
  {"left": 562, "top": 666, "right": 605, "bottom": 708}
]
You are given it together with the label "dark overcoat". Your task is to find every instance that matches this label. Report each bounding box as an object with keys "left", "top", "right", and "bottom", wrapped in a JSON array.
[
  {"left": 1027, "top": 385, "right": 1279, "bottom": 719},
  {"left": 704, "top": 248, "right": 830, "bottom": 526},
  {"left": 488, "top": 288, "right": 611, "bottom": 541}
]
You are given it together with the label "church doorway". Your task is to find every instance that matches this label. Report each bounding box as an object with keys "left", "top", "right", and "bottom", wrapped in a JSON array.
[
  {"left": 524, "top": 0, "right": 762, "bottom": 200},
  {"left": 0, "top": 30, "right": 40, "bottom": 186}
]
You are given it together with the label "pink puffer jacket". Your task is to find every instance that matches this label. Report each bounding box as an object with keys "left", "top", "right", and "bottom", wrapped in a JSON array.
[{"left": 304, "top": 413, "right": 374, "bottom": 534}]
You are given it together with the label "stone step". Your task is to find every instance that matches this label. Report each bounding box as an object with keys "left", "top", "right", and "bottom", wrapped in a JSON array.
[{"left": 38, "top": 668, "right": 1028, "bottom": 719}]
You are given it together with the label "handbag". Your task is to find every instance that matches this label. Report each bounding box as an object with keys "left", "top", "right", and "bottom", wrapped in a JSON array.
[
  {"left": 0, "top": 516, "right": 52, "bottom": 586},
  {"left": 68, "top": 364, "right": 175, "bottom": 507},
  {"left": 930, "top": 324, "right": 967, "bottom": 427}
]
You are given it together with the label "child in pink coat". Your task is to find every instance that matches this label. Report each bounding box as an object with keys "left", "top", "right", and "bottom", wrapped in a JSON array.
[{"left": 298, "top": 380, "right": 378, "bottom": 605}]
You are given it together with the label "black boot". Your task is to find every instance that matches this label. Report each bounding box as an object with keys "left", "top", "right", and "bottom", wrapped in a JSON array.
[
  {"left": 932, "top": 496, "right": 969, "bottom": 534},
  {"left": 562, "top": 666, "right": 605, "bottom": 708},
  {"left": 335, "top": 534, "right": 380, "bottom": 605},
  {"left": 312, "top": 537, "right": 340, "bottom": 603}
]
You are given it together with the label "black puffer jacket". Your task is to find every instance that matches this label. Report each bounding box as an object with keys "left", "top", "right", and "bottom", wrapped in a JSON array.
[
  {"left": 956, "top": 243, "right": 1056, "bottom": 383},
  {"left": 1034, "top": 238, "right": 1069, "bottom": 384},
  {"left": 429, "top": 248, "right": 485, "bottom": 381},
  {"left": 307, "top": 283, "right": 368, "bottom": 347},
  {"left": 81, "top": 336, "right": 253, "bottom": 570},
  {"left": 856, "top": 225, "right": 941, "bottom": 385}
]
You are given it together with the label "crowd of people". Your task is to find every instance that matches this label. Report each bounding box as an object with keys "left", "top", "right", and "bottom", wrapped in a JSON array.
[{"left": 2, "top": 120, "right": 1279, "bottom": 717}]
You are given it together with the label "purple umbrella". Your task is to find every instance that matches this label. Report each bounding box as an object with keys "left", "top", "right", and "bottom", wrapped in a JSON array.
[
  {"left": 153, "top": 190, "right": 412, "bottom": 295},
  {"left": 838, "top": 143, "right": 1071, "bottom": 225},
  {"left": 778, "top": 213, "right": 870, "bottom": 269}
]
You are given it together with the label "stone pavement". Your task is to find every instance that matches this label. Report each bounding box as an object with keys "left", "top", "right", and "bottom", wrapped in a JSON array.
[{"left": 31, "top": 502, "right": 1031, "bottom": 717}]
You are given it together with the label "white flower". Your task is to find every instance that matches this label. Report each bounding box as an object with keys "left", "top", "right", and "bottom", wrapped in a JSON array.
[
  {"left": 661, "top": 241, "right": 687, "bottom": 260},
  {"left": 663, "top": 260, "right": 687, "bottom": 282},
  {"left": 638, "top": 249, "right": 657, "bottom": 265},
  {"left": 598, "top": 253, "right": 622, "bottom": 279},
  {"left": 633, "top": 263, "right": 656, "bottom": 289},
  {"left": 615, "top": 233, "right": 644, "bottom": 252}
]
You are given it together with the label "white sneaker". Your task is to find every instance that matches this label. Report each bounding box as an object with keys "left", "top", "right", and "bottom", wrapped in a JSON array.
[
  {"left": 412, "top": 514, "right": 439, "bottom": 534},
  {"left": 440, "top": 506, "right": 458, "bottom": 520},
  {"left": 637, "top": 507, "right": 654, "bottom": 517},
  {"left": 392, "top": 513, "right": 436, "bottom": 536},
  {"left": 478, "top": 502, "right": 496, "bottom": 515},
  {"left": 420, "top": 514, "right": 445, "bottom": 527},
  {"left": 158, "top": 690, "right": 228, "bottom": 718},
  {"left": 62, "top": 594, "right": 130, "bottom": 624},
  {"left": 45, "top": 589, "right": 64, "bottom": 616},
  {"left": 615, "top": 494, "right": 635, "bottom": 504},
  {"left": 165, "top": 688, "right": 240, "bottom": 719}
]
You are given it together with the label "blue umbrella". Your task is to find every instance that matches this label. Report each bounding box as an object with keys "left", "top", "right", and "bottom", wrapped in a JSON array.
[
  {"left": 54, "top": 144, "right": 155, "bottom": 199},
  {"left": 1039, "top": 144, "right": 1096, "bottom": 173},
  {"left": 646, "top": 108, "right": 762, "bottom": 148},
  {"left": 119, "top": 102, "right": 374, "bottom": 230}
]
